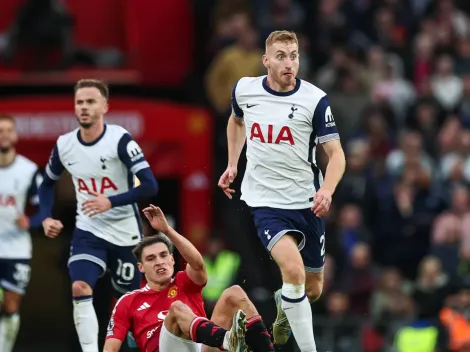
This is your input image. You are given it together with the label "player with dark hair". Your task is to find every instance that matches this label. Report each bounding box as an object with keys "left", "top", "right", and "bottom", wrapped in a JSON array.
[
  {"left": 0, "top": 114, "right": 43, "bottom": 351},
  {"left": 104, "top": 205, "right": 274, "bottom": 352},
  {"left": 38, "top": 79, "right": 159, "bottom": 352}
]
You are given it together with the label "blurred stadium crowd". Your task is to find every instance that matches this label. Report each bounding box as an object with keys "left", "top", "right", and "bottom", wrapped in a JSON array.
[{"left": 4, "top": 0, "right": 470, "bottom": 351}]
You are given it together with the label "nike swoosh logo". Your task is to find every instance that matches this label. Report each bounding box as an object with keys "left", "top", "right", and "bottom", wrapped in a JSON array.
[
  {"left": 246, "top": 104, "right": 259, "bottom": 108},
  {"left": 68, "top": 162, "right": 77, "bottom": 166},
  {"left": 116, "top": 280, "right": 131, "bottom": 285}
]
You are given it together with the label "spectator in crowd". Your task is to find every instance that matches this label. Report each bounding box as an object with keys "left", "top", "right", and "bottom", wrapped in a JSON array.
[
  {"left": 370, "top": 268, "right": 414, "bottom": 343},
  {"left": 2, "top": 0, "right": 75, "bottom": 69},
  {"left": 205, "top": 23, "right": 263, "bottom": 115},
  {"left": 440, "top": 279, "right": 470, "bottom": 351},
  {"left": 393, "top": 300, "right": 449, "bottom": 352},
  {"left": 202, "top": 237, "right": 241, "bottom": 317},
  {"left": 413, "top": 256, "right": 450, "bottom": 319},
  {"left": 316, "top": 290, "right": 362, "bottom": 352},
  {"left": 338, "top": 242, "right": 378, "bottom": 316},
  {"left": 431, "top": 54, "right": 463, "bottom": 112}
]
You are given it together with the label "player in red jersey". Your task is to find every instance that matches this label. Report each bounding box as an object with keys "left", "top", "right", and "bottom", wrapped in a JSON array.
[{"left": 104, "top": 205, "right": 274, "bottom": 352}]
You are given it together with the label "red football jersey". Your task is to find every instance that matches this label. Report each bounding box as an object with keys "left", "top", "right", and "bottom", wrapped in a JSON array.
[{"left": 106, "top": 271, "right": 206, "bottom": 352}]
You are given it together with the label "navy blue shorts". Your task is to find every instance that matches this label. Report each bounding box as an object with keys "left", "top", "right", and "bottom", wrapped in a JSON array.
[
  {"left": 0, "top": 259, "right": 31, "bottom": 295},
  {"left": 68, "top": 229, "right": 142, "bottom": 295},
  {"left": 250, "top": 207, "right": 325, "bottom": 272}
]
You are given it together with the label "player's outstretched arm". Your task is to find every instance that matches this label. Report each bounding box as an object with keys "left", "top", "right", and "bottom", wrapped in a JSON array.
[
  {"left": 143, "top": 205, "right": 207, "bottom": 286},
  {"left": 218, "top": 114, "right": 246, "bottom": 199},
  {"left": 103, "top": 338, "right": 122, "bottom": 352}
]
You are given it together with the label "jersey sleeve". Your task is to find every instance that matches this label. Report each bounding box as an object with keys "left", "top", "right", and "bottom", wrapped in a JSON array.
[
  {"left": 27, "top": 168, "right": 43, "bottom": 206},
  {"left": 313, "top": 95, "right": 340, "bottom": 144},
  {"left": 177, "top": 271, "right": 205, "bottom": 293},
  {"left": 117, "top": 133, "right": 150, "bottom": 174},
  {"left": 106, "top": 296, "right": 132, "bottom": 341},
  {"left": 45, "top": 144, "right": 64, "bottom": 180},
  {"left": 231, "top": 80, "right": 244, "bottom": 119}
]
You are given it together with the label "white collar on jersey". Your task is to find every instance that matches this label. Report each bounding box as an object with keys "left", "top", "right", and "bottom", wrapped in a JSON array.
[{"left": 262, "top": 77, "right": 301, "bottom": 97}]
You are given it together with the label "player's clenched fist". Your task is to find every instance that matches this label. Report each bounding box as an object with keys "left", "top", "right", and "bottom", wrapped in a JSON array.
[
  {"left": 143, "top": 205, "right": 170, "bottom": 233},
  {"left": 15, "top": 214, "right": 30, "bottom": 230},
  {"left": 311, "top": 188, "right": 333, "bottom": 217},
  {"left": 218, "top": 166, "right": 237, "bottom": 199},
  {"left": 42, "top": 217, "right": 64, "bottom": 238}
]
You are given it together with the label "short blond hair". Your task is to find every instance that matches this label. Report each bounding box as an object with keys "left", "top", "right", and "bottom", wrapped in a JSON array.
[{"left": 265, "top": 30, "right": 298, "bottom": 50}]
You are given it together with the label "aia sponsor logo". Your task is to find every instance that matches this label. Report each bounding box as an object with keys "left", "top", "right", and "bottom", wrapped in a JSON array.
[
  {"left": 249, "top": 123, "right": 294, "bottom": 145},
  {"left": 0, "top": 195, "right": 16, "bottom": 207},
  {"left": 77, "top": 177, "right": 118, "bottom": 194}
]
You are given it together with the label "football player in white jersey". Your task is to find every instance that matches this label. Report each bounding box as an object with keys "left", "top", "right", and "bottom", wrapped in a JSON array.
[
  {"left": 0, "top": 115, "right": 43, "bottom": 351},
  {"left": 38, "top": 79, "right": 158, "bottom": 352},
  {"left": 218, "top": 31, "right": 346, "bottom": 352}
]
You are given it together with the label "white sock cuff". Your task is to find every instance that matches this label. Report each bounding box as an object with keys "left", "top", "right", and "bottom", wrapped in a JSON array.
[
  {"left": 73, "top": 296, "right": 93, "bottom": 304},
  {"left": 281, "top": 283, "right": 306, "bottom": 301}
]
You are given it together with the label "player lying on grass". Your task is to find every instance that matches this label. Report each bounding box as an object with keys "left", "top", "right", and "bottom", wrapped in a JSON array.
[{"left": 104, "top": 205, "right": 274, "bottom": 352}]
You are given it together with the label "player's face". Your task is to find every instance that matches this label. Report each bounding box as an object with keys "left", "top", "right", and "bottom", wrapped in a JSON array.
[
  {"left": 139, "top": 243, "right": 175, "bottom": 284},
  {"left": 263, "top": 41, "right": 299, "bottom": 88},
  {"left": 0, "top": 119, "right": 18, "bottom": 153},
  {"left": 74, "top": 87, "right": 108, "bottom": 129}
]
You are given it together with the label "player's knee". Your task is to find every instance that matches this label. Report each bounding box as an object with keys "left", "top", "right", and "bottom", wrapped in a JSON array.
[
  {"left": 169, "top": 300, "right": 189, "bottom": 317},
  {"left": 280, "top": 263, "right": 305, "bottom": 285},
  {"left": 72, "top": 280, "right": 93, "bottom": 297},
  {"left": 306, "top": 274, "right": 324, "bottom": 302},
  {"left": 305, "top": 282, "right": 322, "bottom": 302},
  {"left": 2, "top": 298, "right": 20, "bottom": 315},
  {"left": 221, "top": 285, "right": 248, "bottom": 308}
]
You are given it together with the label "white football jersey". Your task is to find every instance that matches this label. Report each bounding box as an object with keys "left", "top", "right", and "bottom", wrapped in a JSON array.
[
  {"left": 0, "top": 155, "right": 42, "bottom": 259},
  {"left": 45, "top": 124, "right": 149, "bottom": 246},
  {"left": 232, "top": 76, "right": 340, "bottom": 209}
]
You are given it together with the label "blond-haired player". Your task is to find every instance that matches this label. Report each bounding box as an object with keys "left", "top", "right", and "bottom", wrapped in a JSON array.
[{"left": 218, "top": 30, "right": 346, "bottom": 351}]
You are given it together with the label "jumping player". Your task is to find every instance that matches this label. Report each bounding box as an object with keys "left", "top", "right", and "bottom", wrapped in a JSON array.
[
  {"left": 38, "top": 79, "right": 158, "bottom": 352},
  {"left": 104, "top": 205, "right": 274, "bottom": 352},
  {"left": 0, "top": 115, "right": 43, "bottom": 351},
  {"left": 218, "top": 30, "right": 346, "bottom": 351}
]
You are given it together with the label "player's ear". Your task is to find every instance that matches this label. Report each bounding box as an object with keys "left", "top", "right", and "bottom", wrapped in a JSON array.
[
  {"left": 138, "top": 262, "right": 144, "bottom": 273},
  {"left": 262, "top": 54, "right": 270, "bottom": 69},
  {"left": 170, "top": 254, "right": 175, "bottom": 266},
  {"left": 11, "top": 128, "right": 18, "bottom": 145},
  {"left": 103, "top": 101, "right": 109, "bottom": 114}
]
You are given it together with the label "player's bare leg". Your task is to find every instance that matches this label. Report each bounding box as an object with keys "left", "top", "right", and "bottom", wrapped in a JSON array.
[
  {"left": 203, "top": 285, "right": 274, "bottom": 352},
  {"left": 164, "top": 300, "right": 248, "bottom": 351},
  {"left": 270, "top": 235, "right": 317, "bottom": 352},
  {"left": 0, "top": 289, "right": 22, "bottom": 352},
  {"left": 72, "top": 280, "right": 99, "bottom": 352},
  {"left": 305, "top": 272, "right": 323, "bottom": 303}
]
